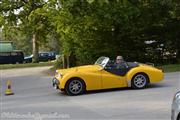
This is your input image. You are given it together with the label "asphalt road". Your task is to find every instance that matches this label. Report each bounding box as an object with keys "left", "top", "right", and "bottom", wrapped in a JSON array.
[{"left": 0, "top": 67, "right": 180, "bottom": 120}]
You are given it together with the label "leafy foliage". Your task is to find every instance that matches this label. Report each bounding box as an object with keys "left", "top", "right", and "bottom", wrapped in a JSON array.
[{"left": 0, "top": 0, "right": 179, "bottom": 66}]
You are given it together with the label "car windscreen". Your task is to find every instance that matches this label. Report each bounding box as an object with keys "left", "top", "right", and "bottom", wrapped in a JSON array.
[{"left": 95, "top": 57, "right": 109, "bottom": 68}]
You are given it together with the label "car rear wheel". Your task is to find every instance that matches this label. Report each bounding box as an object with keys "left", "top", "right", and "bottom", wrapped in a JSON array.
[
  {"left": 131, "top": 73, "right": 148, "bottom": 89},
  {"left": 65, "top": 78, "right": 85, "bottom": 96}
]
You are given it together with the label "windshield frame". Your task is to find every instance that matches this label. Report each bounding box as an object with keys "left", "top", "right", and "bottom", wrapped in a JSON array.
[{"left": 95, "top": 56, "right": 109, "bottom": 68}]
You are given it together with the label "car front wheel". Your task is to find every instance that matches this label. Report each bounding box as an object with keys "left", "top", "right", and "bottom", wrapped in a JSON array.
[
  {"left": 65, "top": 78, "right": 85, "bottom": 95},
  {"left": 131, "top": 73, "right": 148, "bottom": 89}
]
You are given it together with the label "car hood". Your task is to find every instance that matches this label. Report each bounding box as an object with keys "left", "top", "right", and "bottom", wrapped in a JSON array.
[{"left": 57, "top": 65, "right": 102, "bottom": 75}]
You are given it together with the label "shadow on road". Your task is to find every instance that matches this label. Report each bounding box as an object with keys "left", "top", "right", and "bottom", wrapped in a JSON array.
[{"left": 56, "top": 83, "right": 171, "bottom": 96}]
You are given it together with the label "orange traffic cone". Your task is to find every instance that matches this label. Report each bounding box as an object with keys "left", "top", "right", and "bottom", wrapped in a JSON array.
[{"left": 5, "top": 80, "right": 14, "bottom": 96}]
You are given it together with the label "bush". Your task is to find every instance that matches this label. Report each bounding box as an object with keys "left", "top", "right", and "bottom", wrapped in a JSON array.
[{"left": 54, "top": 57, "right": 63, "bottom": 69}]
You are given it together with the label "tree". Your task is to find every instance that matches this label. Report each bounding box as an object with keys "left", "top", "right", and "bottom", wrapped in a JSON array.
[
  {"left": 1, "top": 0, "right": 179, "bottom": 66},
  {"left": 0, "top": 0, "right": 54, "bottom": 62},
  {"left": 53, "top": 0, "right": 175, "bottom": 65}
]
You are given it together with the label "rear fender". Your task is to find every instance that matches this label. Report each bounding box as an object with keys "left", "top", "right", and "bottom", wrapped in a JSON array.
[{"left": 126, "top": 67, "right": 149, "bottom": 87}]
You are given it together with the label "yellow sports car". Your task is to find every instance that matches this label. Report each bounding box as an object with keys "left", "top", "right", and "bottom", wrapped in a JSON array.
[{"left": 52, "top": 57, "right": 164, "bottom": 95}]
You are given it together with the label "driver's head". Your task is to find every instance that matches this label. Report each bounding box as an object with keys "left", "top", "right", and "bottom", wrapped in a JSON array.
[{"left": 116, "top": 56, "right": 124, "bottom": 64}]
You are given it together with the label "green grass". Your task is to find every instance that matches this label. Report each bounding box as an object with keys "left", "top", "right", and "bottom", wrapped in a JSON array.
[
  {"left": 0, "top": 62, "right": 54, "bottom": 70},
  {"left": 157, "top": 64, "right": 180, "bottom": 73}
]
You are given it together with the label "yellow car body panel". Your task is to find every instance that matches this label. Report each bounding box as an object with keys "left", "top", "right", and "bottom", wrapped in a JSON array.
[
  {"left": 101, "top": 70, "right": 127, "bottom": 89},
  {"left": 126, "top": 64, "right": 164, "bottom": 83},
  {"left": 54, "top": 62, "right": 164, "bottom": 91},
  {"left": 57, "top": 65, "right": 103, "bottom": 90}
]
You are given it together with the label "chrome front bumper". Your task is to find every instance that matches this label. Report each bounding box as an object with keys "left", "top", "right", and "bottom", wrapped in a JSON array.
[{"left": 52, "top": 78, "right": 60, "bottom": 90}]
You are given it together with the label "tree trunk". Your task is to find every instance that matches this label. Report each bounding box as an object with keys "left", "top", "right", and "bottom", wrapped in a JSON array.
[
  {"left": 66, "top": 55, "right": 69, "bottom": 68},
  {"left": 62, "top": 54, "right": 66, "bottom": 68},
  {"left": 32, "top": 34, "right": 39, "bottom": 63}
]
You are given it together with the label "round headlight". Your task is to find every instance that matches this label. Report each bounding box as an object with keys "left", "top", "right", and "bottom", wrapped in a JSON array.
[
  {"left": 57, "top": 73, "right": 61, "bottom": 78},
  {"left": 57, "top": 73, "right": 63, "bottom": 78},
  {"left": 55, "top": 70, "right": 59, "bottom": 76}
]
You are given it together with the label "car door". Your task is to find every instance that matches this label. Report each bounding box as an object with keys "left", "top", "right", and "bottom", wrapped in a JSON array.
[{"left": 101, "top": 67, "right": 127, "bottom": 89}]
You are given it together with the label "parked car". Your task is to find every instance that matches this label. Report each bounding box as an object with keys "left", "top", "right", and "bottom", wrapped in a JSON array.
[
  {"left": 24, "top": 52, "right": 56, "bottom": 63},
  {"left": 52, "top": 56, "right": 164, "bottom": 95},
  {"left": 0, "top": 41, "right": 24, "bottom": 64},
  {"left": 171, "top": 91, "right": 180, "bottom": 120},
  {"left": 0, "top": 51, "right": 24, "bottom": 64}
]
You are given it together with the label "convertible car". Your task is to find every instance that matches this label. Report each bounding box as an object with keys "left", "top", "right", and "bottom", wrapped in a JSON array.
[{"left": 52, "top": 57, "right": 164, "bottom": 95}]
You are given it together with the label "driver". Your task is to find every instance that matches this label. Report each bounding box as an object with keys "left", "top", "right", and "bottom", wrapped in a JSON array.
[
  {"left": 116, "top": 56, "right": 124, "bottom": 64},
  {"left": 115, "top": 56, "right": 127, "bottom": 69}
]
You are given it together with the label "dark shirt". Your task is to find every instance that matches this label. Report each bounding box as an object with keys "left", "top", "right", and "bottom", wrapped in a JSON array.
[{"left": 114, "top": 62, "right": 128, "bottom": 69}]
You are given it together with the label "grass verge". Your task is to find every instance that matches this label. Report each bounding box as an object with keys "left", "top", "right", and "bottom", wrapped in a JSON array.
[
  {"left": 158, "top": 64, "right": 180, "bottom": 73},
  {"left": 0, "top": 62, "right": 54, "bottom": 70}
]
